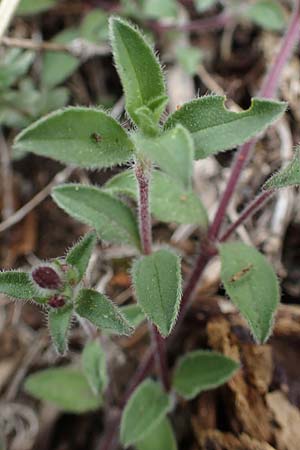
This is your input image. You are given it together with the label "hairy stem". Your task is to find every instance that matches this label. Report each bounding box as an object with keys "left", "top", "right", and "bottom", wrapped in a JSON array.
[
  {"left": 135, "top": 161, "right": 170, "bottom": 392},
  {"left": 208, "top": 1, "right": 300, "bottom": 242},
  {"left": 97, "top": 5, "right": 300, "bottom": 449}
]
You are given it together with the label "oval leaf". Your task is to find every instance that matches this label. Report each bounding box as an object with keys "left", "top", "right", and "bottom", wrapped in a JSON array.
[
  {"left": 24, "top": 368, "right": 101, "bottom": 413},
  {"left": 136, "top": 417, "right": 177, "bottom": 450},
  {"left": 41, "top": 28, "right": 80, "bottom": 88},
  {"left": 66, "top": 231, "right": 97, "bottom": 281},
  {"left": 135, "top": 125, "right": 194, "bottom": 189},
  {"left": 165, "top": 96, "right": 286, "bottom": 159},
  {"left": 220, "top": 242, "right": 280, "bottom": 343},
  {"left": 14, "top": 107, "right": 134, "bottom": 169},
  {"left": 132, "top": 249, "right": 182, "bottom": 337},
  {"left": 263, "top": 148, "right": 300, "bottom": 190},
  {"left": 48, "top": 305, "right": 73, "bottom": 355},
  {"left": 244, "top": 0, "right": 286, "bottom": 31},
  {"left": 109, "top": 17, "right": 166, "bottom": 126},
  {"left": 173, "top": 350, "right": 239, "bottom": 399},
  {"left": 52, "top": 184, "right": 140, "bottom": 249},
  {"left": 0, "top": 271, "right": 43, "bottom": 301},
  {"left": 120, "top": 379, "right": 171, "bottom": 447},
  {"left": 75, "top": 288, "right": 133, "bottom": 335},
  {"left": 105, "top": 170, "right": 208, "bottom": 227},
  {"left": 82, "top": 341, "right": 108, "bottom": 395}
]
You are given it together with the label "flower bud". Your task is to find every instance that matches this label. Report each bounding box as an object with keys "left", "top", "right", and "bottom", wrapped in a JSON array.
[
  {"left": 32, "top": 266, "right": 62, "bottom": 290},
  {"left": 48, "top": 295, "right": 66, "bottom": 308}
]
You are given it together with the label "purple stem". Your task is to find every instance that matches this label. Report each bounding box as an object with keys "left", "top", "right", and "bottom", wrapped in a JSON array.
[
  {"left": 134, "top": 161, "right": 170, "bottom": 392},
  {"left": 96, "top": 4, "right": 300, "bottom": 449},
  {"left": 208, "top": 1, "right": 300, "bottom": 242},
  {"left": 219, "top": 190, "right": 274, "bottom": 243}
]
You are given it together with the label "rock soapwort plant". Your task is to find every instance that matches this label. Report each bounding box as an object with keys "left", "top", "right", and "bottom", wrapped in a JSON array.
[{"left": 1, "top": 13, "right": 300, "bottom": 450}]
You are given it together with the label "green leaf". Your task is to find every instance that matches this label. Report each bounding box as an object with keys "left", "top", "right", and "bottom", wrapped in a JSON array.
[
  {"left": 75, "top": 288, "right": 133, "bottom": 335},
  {"left": 143, "top": 0, "right": 178, "bottom": 19},
  {"left": 120, "top": 304, "right": 145, "bottom": 328},
  {"left": 135, "top": 125, "right": 194, "bottom": 189},
  {"left": 244, "top": 0, "right": 286, "bottom": 31},
  {"left": 80, "top": 9, "right": 109, "bottom": 43},
  {"left": 18, "top": 0, "right": 58, "bottom": 14},
  {"left": 0, "top": 271, "right": 41, "bottom": 301},
  {"left": 136, "top": 417, "right": 177, "bottom": 450},
  {"left": 173, "top": 350, "right": 239, "bottom": 399},
  {"left": 41, "top": 28, "right": 79, "bottom": 88},
  {"left": 263, "top": 148, "right": 300, "bottom": 190},
  {"left": 66, "top": 231, "right": 97, "bottom": 281},
  {"left": 176, "top": 46, "right": 203, "bottom": 76},
  {"left": 132, "top": 249, "right": 182, "bottom": 337},
  {"left": 52, "top": 184, "right": 140, "bottom": 248},
  {"left": 82, "top": 341, "right": 108, "bottom": 395},
  {"left": 105, "top": 170, "right": 208, "bottom": 227},
  {"left": 14, "top": 107, "right": 134, "bottom": 169},
  {"left": 165, "top": 96, "right": 286, "bottom": 159},
  {"left": 121, "top": 379, "right": 171, "bottom": 447},
  {"left": 24, "top": 368, "right": 101, "bottom": 413},
  {"left": 220, "top": 242, "right": 280, "bottom": 343},
  {"left": 109, "top": 17, "right": 166, "bottom": 127},
  {"left": 48, "top": 305, "right": 73, "bottom": 355},
  {"left": 0, "top": 50, "right": 34, "bottom": 89},
  {"left": 194, "top": 0, "right": 217, "bottom": 12}
]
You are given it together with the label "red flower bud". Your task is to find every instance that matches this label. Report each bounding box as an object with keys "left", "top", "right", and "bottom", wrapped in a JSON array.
[
  {"left": 48, "top": 295, "right": 66, "bottom": 308},
  {"left": 32, "top": 266, "right": 62, "bottom": 290}
]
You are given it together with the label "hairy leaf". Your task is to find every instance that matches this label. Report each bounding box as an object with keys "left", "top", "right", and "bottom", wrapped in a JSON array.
[
  {"left": 244, "top": 0, "right": 286, "bottom": 31},
  {"left": 82, "top": 341, "right": 108, "bottom": 395},
  {"left": 194, "top": 0, "right": 217, "bottom": 12},
  {"left": 143, "top": 0, "right": 178, "bottom": 18},
  {"left": 0, "top": 271, "right": 43, "bottom": 302},
  {"left": 52, "top": 184, "right": 140, "bottom": 248},
  {"left": 220, "top": 242, "right": 280, "bottom": 343},
  {"left": 18, "top": 0, "right": 58, "bottom": 14},
  {"left": 24, "top": 368, "right": 101, "bottom": 412},
  {"left": 132, "top": 249, "right": 182, "bottom": 337},
  {"left": 264, "top": 148, "right": 300, "bottom": 190},
  {"left": 173, "top": 350, "right": 239, "bottom": 399},
  {"left": 136, "top": 125, "right": 194, "bottom": 189},
  {"left": 120, "top": 304, "right": 145, "bottom": 328},
  {"left": 105, "top": 170, "right": 208, "bottom": 227},
  {"left": 121, "top": 379, "right": 171, "bottom": 446},
  {"left": 109, "top": 17, "right": 166, "bottom": 126},
  {"left": 80, "top": 9, "right": 109, "bottom": 43},
  {"left": 75, "top": 288, "right": 133, "bottom": 335},
  {"left": 165, "top": 96, "right": 286, "bottom": 159},
  {"left": 136, "top": 417, "right": 177, "bottom": 450},
  {"left": 48, "top": 305, "right": 73, "bottom": 355},
  {"left": 66, "top": 231, "right": 97, "bottom": 280},
  {"left": 41, "top": 28, "right": 80, "bottom": 87},
  {"left": 14, "top": 107, "right": 134, "bottom": 169}
]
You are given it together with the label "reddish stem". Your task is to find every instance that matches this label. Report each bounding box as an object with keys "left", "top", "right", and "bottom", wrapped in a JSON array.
[
  {"left": 135, "top": 161, "right": 170, "bottom": 392},
  {"left": 208, "top": 1, "right": 300, "bottom": 242},
  {"left": 96, "top": 4, "right": 300, "bottom": 449},
  {"left": 219, "top": 190, "right": 274, "bottom": 243}
]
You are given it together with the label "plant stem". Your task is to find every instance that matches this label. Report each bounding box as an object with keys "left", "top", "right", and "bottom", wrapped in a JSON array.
[
  {"left": 96, "top": 5, "right": 300, "bottom": 449},
  {"left": 134, "top": 161, "right": 170, "bottom": 392},
  {"left": 219, "top": 190, "right": 274, "bottom": 243},
  {"left": 208, "top": 0, "right": 300, "bottom": 242}
]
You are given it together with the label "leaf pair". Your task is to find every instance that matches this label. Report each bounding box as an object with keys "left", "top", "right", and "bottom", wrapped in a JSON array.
[
  {"left": 121, "top": 351, "right": 239, "bottom": 448},
  {"left": 25, "top": 340, "right": 107, "bottom": 413}
]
